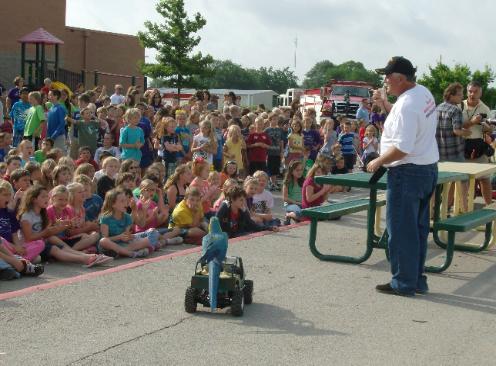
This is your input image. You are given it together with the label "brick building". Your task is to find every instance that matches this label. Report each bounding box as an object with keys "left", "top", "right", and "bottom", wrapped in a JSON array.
[{"left": 0, "top": 0, "right": 145, "bottom": 92}]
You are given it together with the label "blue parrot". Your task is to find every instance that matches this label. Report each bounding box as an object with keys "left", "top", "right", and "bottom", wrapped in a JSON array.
[{"left": 200, "top": 217, "right": 228, "bottom": 312}]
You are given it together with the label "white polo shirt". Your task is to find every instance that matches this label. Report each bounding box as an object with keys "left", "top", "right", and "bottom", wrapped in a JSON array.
[{"left": 380, "top": 84, "right": 439, "bottom": 167}]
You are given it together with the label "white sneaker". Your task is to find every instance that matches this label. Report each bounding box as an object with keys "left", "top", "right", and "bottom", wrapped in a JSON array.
[
  {"left": 132, "top": 248, "right": 149, "bottom": 258},
  {"left": 166, "top": 237, "right": 184, "bottom": 245}
]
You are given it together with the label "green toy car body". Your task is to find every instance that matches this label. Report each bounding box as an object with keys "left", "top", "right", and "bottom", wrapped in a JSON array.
[{"left": 184, "top": 256, "right": 253, "bottom": 316}]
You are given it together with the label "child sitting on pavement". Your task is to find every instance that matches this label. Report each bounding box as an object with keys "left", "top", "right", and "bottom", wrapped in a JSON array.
[{"left": 216, "top": 185, "right": 277, "bottom": 238}]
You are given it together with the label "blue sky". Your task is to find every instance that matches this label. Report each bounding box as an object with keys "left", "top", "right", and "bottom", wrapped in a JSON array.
[{"left": 66, "top": 0, "right": 496, "bottom": 83}]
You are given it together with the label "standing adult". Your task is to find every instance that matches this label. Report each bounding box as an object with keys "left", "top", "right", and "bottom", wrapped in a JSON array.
[
  {"left": 461, "top": 80, "right": 493, "bottom": 205},
  {"left": 355, "top": 98, "right": 370, "bottom": 122},
  {"left": 368, "top": 56, "right": 439, "bottom": 296},
  {"left": 6, "top": 76, "right": 24, "bottom": 112},
  {"left": 436, "top": 82, "right": 472, "bottom": 209},
  {"left": 47, "top": 89, "right": 67, "bottom": 151}
]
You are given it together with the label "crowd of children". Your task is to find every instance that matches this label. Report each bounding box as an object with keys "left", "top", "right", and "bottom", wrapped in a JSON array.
[{"left": 0, "top": 82, "right": 382, "bottom": 280}]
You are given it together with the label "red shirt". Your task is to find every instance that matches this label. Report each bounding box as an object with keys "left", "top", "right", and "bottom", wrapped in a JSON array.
[
  {"left": 246, "top": 132, "right": 271, "bottom": 162},
  {"left": 359, "top": 127, "right": 366, "bottom": 142},
  {"left": 302, "top": 176, "right": 324, "bottom": 209}
]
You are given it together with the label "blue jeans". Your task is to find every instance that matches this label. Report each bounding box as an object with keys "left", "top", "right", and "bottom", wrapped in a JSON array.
[
  {"left": 285, "top": 204, "right": 302, "bottom": 218},
  {"left": 386, "top": 163, "right": 437, "bottom": 295}
]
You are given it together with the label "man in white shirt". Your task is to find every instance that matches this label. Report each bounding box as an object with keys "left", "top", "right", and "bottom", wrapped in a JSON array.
[
  {"left": 368, "top": 56, "right": 439, "bottom": 296},
  {"left": 110, "top": 84, "right": 126, "bottom": 105}
]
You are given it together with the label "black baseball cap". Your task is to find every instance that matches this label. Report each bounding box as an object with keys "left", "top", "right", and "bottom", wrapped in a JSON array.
[{"left": 375, "top": 56, "right": 416, "bottom": 76}]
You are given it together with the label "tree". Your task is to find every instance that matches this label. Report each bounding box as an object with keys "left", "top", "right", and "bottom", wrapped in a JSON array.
[
  {"left": 194, "top": 60, "right": 298, "bottom": 94},
  {"left": 302, "top": 60, "right": 381, "bottom": 89},
  {"left": 418, "top": 62, "right": 496, "bottom": 107},
  {"left": 137, "top": 0, "right": 214, "bottom": 96}
]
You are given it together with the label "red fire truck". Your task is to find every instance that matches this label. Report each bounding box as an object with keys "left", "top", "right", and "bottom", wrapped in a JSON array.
[{"left": 299, "top": 80, "right": 373, "bottom": 120}]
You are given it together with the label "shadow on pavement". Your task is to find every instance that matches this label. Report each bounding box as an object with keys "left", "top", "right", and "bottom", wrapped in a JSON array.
[
  {"left": 232, "top": 303, "right": 348, "bottom": 337},
  {"left": 417, "top": 292, "right": 496, "bottom": 315}
]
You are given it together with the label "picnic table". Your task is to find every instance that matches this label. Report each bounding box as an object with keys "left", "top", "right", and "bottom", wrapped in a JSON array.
[
  {"left": 438, "top": 161, "right": 496, "bottom": 213},
  {"left": 304, "top": 170, "right": 474, "bottom": 272}
]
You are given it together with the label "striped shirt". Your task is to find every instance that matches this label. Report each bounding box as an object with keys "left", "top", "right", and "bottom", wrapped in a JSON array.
[{"left": 338, "top": 132, "right": 356, "bottom": 156}]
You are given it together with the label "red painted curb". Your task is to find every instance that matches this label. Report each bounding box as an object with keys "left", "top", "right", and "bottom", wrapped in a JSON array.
[{"left": 0, "top": 222, "right": 309, "bottom": 301}]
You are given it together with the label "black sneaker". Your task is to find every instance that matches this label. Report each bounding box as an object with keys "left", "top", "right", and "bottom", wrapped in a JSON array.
[
  {"left": 0, "top": 268, "right": 18, "bottom": 281},
  {"left": 283, "top": 217, "right": 291, "bottom": 226},
  {"left": 22, "top": 263, "right": 44, "bottom": 277},
  {"left": 375, "top": 283, "right": 413, "bottom": 297}
]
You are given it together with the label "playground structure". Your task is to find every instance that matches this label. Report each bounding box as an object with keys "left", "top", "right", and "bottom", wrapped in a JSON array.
[{"left": 16, "top": 27, "right": 146, "bottom": 92}]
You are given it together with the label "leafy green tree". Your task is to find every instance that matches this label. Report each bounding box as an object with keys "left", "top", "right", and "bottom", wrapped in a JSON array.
[
  {"left": 195, "top": 60, "right": 298, "bottom": 93},
  {"left": 302, "top": 60, "right": 381, "bottom": 89},
  {"left": 418, "top": 62, "right": 496, "bottom": 107},
  {"left": 137, "top": 0, "right": 213, "bottom": 96},
  {"left": 253, "top": 66, "right": 298, "bottom": 94}
]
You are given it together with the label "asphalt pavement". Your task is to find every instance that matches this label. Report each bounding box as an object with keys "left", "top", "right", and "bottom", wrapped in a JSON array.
[{"left": 1, "top": 189, "right": 495, "bottom": 366}]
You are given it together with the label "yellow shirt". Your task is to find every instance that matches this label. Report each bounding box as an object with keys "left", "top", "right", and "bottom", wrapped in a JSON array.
[
  {"left": 169, "top": 200, "right": 204, "bottom": 229},
  {"left": 225, "top": 139, "right": 244, "bottom": 170}
]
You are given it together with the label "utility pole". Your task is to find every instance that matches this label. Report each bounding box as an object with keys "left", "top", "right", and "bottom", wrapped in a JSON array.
[{"left": 294, "top": 35, "right": 298, "bottom": 69}]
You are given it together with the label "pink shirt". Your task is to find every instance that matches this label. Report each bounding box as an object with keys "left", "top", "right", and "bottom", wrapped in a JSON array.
[
  {"left": 134, "top": 199, "right": 158, "bottom": 232},
  {"left": 47, "top": 205, "right": 75, "bottom": 239},
  {"left": 190, "top": 177, "right": 212, "bottom": 213}
]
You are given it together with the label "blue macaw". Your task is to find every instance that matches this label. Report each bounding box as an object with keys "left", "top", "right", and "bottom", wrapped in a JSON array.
[{"left": 201, "top": 217, "right": 228, "bottom": 311}]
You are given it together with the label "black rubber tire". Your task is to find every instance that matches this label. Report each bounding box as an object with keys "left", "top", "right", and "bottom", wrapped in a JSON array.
[
  {"left": 243, "top": 280, "right": 254, "bottom": 305},
  {"left": 184, "top": 287, "right": 197, "bottom": 313},
  {"left": 231, "top": 289, "right": 244, "bottom": 317}
]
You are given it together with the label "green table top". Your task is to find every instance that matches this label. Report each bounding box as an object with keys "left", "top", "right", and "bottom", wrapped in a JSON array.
[{"left": 315, "top": 170, "right": 469, "bottom": 190}]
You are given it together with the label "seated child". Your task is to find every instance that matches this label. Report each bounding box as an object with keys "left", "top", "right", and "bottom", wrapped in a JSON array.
[
  {"left": 51, "top": 164, "right": 73, "bottom": 187},
  {"left": 40, "top": 158, "right": 56, "bottom": 190},
  {"left": 19, "top": 184, "right": 112, "bottom": 267},
  {"left": 282, "top": 160, "right": 304, "bottom": 225},
  {"left": 25, "top": 161, "right": 42, "bottom": 185},
  {"left": 0, "top": 180, "right": 44, "bottom": 272},
  {"left": 75, "top": 146, "right": 99, "bottom": 171},
  {"left": 99, "top": 188, "right": 156, "bottom": 258},
  {"left": 0, "top": 242, "right": 43, "bottom": 279},
  {"left": 213, "top": 178, "right": 238, "bottom": 212},
  {"left": 3, "top": 156, "right": 21, "bottom": 182},
  {"left": 132, "top": 179, "right": 183, "bottom": 246},
  {"left": 251, "top": 170, "right": 280, "bottom": 226},
  {"left": 18, "top": 139, "right": 35, "bottom": 167},
  {"left": 220, "top": 160, "right": 239, "bottom": 187},
  {"left": 95, "top": 156, "right": 119, "bottom": 199},
  {"left": 189, "top": 157, "right": 221, "bottom": 218},
  {"left": 169, "top": 186, "right": 207, "bottom": 245},
  {"left": 9, "top": 168, "right": 31, "bottom": 212},
  {"left": 74, "top": 163, "right": 96, "bottom": 181},
  {"left": 216, "top": 185, "right": 277, "bottom": 238},
  {"left": 302, "top": 163, "right": 332, "bottom": 213},
  {"left": 46, "top": 185, "right": 99, "bottom": 252},
  {"left": 74, "top": 174, "right": 103, "bottom": 222}
]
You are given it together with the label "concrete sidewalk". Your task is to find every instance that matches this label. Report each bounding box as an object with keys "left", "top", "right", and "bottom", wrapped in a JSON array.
[{"left": 1, "top": 208, "right": 495, "bottom": 365}]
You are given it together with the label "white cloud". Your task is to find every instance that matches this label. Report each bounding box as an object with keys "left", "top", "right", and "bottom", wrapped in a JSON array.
[{"left": 66, "top": 0, "right": 496, "bottom": 83}]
